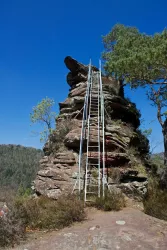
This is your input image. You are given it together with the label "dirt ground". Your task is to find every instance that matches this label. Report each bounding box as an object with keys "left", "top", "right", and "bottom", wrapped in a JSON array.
[{"left": 8, "top": 203, "right": 167, "bottom": 250}]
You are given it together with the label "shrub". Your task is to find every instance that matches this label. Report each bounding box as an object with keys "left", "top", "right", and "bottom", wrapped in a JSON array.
[
  {"left": 143, "top": 178, "right": 167, "bottom": 221},
  {"left": 108, "top": 168, "right": 121, "bottom": 183},
  {"left": 0, "top": 213, "right": 25, "bottom": 248},
  {"left": 93, "top": 189, "right": 125, "bottom": 211},
  {"left": 48, "top": 118, "right": 75, "bottom": 153},
  {"left": 14, "top": 194, "right": 86, "bottom": 230}
]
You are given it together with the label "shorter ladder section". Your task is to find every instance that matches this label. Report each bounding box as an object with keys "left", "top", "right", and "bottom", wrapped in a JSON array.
[{"left": 84, "top": 71, "right": 101, "bottom": 202}]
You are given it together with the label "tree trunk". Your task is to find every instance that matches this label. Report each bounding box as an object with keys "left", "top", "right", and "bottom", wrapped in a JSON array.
[{"left": 160, "top": 118, "right": 167, "bottom": 189}]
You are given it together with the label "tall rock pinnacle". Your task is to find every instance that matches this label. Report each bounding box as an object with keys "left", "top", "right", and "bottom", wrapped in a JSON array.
[{"left": 33, "top": 56, "right": 149, "bottom": 200}]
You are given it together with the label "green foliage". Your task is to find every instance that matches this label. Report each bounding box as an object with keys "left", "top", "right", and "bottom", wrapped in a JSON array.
[
  {"left": 142, "top": 128, "right": 152, "bottom": 138},
  {"left": 17, "top": 185, "right": 33, "bottom": 198},
  {"left": 30, "top": 97, "right": 56, "bottom": 142},
  {"left": 151, "top": 153, "right": 164, "bottom": 167},
  {"left": 102, "top": 24, "right": 167, "bottom": 129},
  {"left": 143, "top": 177, "right": 167, "bottom": 220},
  {"left": 14, "top": 195, "right": 86, "bottom": 229},
  {"left": 0, "top": 145, "right": 43, "bottom": 192},
  {"left": 92, "top": 189, "right": 125, "bottom": 211},
  {"left": 103, "top": 24, "right": 167, "bottom": 84}
]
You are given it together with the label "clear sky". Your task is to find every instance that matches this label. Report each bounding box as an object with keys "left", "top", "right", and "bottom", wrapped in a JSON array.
[{"left": 0, "top": 0, "right": 166, "bottom": 152}]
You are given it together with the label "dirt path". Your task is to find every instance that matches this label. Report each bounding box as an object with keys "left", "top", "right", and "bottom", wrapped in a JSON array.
[{"left": 10, "top": 208, "right": 167, "bottom": 250}]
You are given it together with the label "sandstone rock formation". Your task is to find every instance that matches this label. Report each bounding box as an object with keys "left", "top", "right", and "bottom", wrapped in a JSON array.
[{"left": 34, "top": 56, "right": 149, "bottom": 200}]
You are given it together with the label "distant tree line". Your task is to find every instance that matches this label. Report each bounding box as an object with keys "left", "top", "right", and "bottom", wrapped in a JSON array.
[{"left": 0, "top": 144, "right": 43, "bottom": 191}]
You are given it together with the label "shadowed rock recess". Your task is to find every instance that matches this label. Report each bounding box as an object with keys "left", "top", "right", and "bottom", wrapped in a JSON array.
[{"left": 33, "top": 56, "right": 149, "bottom": 200}]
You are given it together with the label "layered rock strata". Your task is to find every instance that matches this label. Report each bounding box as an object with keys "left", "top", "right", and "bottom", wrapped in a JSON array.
[{"left": 34, "top": 56, "right": 149, "bottom": 200}]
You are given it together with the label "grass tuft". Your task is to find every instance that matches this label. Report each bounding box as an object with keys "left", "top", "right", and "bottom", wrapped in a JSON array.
[
  {"left": 143, "top": 178, "right": 167, "bottom": 221},
  {"left": 14, "top": 194, "right": 86, "bottom": 230},
  {"left": 92, "top": 189, "right": 125, "bottom": 211}
]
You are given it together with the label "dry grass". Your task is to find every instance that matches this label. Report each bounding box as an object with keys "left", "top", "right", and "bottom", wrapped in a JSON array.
[
  {"left": 0, "top": 194, "right": 86, "bottom": 248},
  {"left": 92, "top": 189, "right": 125, "bottom": 211},
  {"left": 14, "top": 194, "right": 86, "bottom": 230},
  {"left": 143, "top": 178, "right": 167, "bottom": 221},
  {"left": 0, "top": 213, "right": 25, "bottom": 248}
]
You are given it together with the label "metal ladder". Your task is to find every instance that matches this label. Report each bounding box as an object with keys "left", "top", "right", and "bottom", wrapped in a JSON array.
[
  {"left": 72, "top": 60, "right": 107, "bottom": 202},
  {"left": 84, "top": 71, "right": 101, "bottom": 202}
]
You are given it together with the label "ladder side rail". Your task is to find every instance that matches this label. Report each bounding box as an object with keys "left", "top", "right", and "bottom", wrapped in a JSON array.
[
  {"left": 84, "top": 70, "right": 93, "bottom": 202},
  {"left": 78, "top": 61, "right": 92, "bottom": 195},
  {"left": 85, "top": 59, "right": 92, "bottom": 131},
  {"left": 99, "top": 60, "right": 105, "bottom": 197},
  {"left": 97, "top": 72, "right": 101, "bottom": 197}
]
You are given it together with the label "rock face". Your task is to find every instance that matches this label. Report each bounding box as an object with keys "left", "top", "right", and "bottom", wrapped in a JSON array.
[{"left": 34, "top": 56, "right": 149, "bottom": 200}]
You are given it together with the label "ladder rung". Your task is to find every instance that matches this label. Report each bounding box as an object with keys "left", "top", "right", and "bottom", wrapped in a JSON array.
[
  {"left": 89, "top": 132, "right": 99, "bottom": 134},
  {"left": 88, "top": 146, "right": 99, "bottom": 147},
  {"left": 87, "top": 157, "right": 99, "bottom": 159},
  {"left": 89, "top": 129, "right": 99, "bottom": 131},
  {"left": 86, "top": 191, "right": 98, "bottom": 194},
  {"left": 88, "top": 164, "right": 99, "bottom": 165},
  {"left": 87, "top": 184, "right": 99, "bottom": 187}
]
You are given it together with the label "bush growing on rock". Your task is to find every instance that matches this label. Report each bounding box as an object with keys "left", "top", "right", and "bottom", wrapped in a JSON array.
[
  {"left": 45, "top": 118, "right": 75, "bottom": 154},
  {"left": 108, "top": 168, "right": 121, "bottom": 183}
]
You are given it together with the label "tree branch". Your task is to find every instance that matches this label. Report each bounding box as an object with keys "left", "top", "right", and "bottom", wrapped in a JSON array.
[{"left": 150, "top": 85, "right": 164, "bottom": 127}]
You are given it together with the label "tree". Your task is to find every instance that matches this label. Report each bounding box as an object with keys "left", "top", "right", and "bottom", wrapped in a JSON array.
[
  {"left": 102, "top": 24, "right": 167, "bottom": 188},
  {"left": 30, "top": 97, "right": 56, "bottom": 142}
]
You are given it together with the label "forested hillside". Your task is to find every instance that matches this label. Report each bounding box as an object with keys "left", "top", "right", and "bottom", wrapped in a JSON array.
[{"left": 0, "top": 144, "right": 43, "bottom": 191}]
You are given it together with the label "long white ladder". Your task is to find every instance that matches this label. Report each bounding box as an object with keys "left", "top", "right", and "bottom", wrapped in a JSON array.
[
  {"left": 73, "top": 60, "right": 106, "bottom": 202},
  {"left": 84, "top": 71, "right": 101, "bottom": 202}
]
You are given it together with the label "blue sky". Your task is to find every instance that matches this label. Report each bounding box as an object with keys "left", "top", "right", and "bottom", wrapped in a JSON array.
[{"left": 0, "top": 0, "right": 166, "bottom": 152}]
